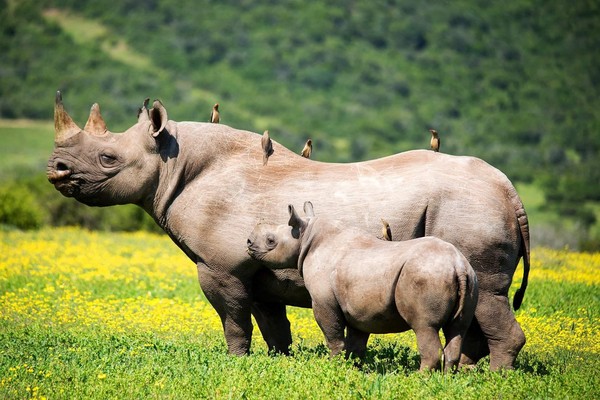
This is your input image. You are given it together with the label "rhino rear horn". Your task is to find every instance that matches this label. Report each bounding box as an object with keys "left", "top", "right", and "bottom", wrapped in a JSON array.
[
  {"left": 54, "top": 91, "right": 81, "bottom": 143},
  {"left": 149, "top": 99, "right": 168, "bottom": 137},
  {"left": 84, "top": 103, "right": 107, "bottom": 136}
]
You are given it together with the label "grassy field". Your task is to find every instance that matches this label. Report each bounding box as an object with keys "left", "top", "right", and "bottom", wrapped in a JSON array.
[
  {"left": 0, "top": 120, "right": 54, "bottom": 181},
  {"left": 0, "top": 227, "right": 598, "bottom": 399}
]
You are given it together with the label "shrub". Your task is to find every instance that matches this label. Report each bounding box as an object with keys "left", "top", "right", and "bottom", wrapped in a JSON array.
[{"left": 0, "top": 182, "right": 45, "bottom": 229}]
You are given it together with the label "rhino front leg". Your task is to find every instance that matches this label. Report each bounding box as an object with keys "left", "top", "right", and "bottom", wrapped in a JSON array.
[
  {"left": 345, "top": 326, "right": 370, "bottom": 358},
  {"left": 197, "top": 262, "right": 253, "bottom": 355},
  {"left": 251, "top": 302, "right": 292, "bottom": 355},
  {"left": 459, "top": 317, "right": 490, "bottom": 367}
]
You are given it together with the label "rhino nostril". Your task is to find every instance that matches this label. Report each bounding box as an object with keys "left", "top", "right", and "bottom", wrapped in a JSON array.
[
  {"left": 48, "top": 161, "right": 72, "bottom": 183},
  {"left": 247, "top": 239, "right": 252, "bottom": 247}
]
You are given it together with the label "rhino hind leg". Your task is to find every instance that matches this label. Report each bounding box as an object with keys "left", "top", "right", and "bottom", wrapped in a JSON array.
[
  {"left": 468, "top": 292, "right": 525, "bottom": 370},
  {"left": 414, "top": 326, "right": 443, "bottom": 371},
  {"left": 442, "top": 324, "right": 465, "bottom": 373},
  {"left": 251, "top": 302, "right": 292, "bottom": 355},
  {"left": 312, "top": 302, "right": 346, "bottom": 357}
]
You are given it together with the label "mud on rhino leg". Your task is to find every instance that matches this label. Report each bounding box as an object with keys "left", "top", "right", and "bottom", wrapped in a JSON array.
[
  {"left": 251, "top": 302, "right": 292, "bottom": 355},
  {"left": 196, "top": 262, "right": 253, "bottom": 355},
  {"left": 475, "top": 292, "right": 526, "bottom": 370}
]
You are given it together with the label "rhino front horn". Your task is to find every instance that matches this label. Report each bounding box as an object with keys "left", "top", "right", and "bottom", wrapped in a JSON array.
[
  {"left": 84, "top": 103, "right": 107, "bottom": 136},
  {"left": 54, "top": 91, "right": 81, "bottom": 143}
]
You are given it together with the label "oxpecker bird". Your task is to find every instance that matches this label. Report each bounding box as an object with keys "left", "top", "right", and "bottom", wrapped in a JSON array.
[
  {"left": 210, "top": 103, "right": 220, "bottom": 123},
  {"left": 429, "top": 129, "right": 440, "bottom": 152},
  {"left": 381, "top": 218, "right": 392, "bottom": 241},
  {"left": 261, "top": 130, "right": 274, "bottom": 166},
  {"left": 301, "top": 139, "right": 312, "bottom": 158},
  {"left": 137, "top": 98, "right": 150, "bottom": 118}
]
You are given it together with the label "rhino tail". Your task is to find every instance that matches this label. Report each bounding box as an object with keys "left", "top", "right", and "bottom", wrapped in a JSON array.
[
  {"left": 512, "top": 203, "right": 530, "bottom": 310},
  {"left": 452, "top": 257, "right": 469, "bottom": 323}
]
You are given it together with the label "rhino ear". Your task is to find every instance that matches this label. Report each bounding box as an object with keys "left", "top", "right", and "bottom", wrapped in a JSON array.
[
  {"left": 303, "top": 201, "right": 315, "bottom": 218},
  {"left": 288, "top": 204, "right": 307, "bottom": 236},
  {"left": 149, "top": 99, "right": 168, "bottom": 137}
]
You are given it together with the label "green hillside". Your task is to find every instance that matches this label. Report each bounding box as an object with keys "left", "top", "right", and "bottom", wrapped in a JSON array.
[{"left": 1, "top": 0, "right": 599, "bottom": 247}]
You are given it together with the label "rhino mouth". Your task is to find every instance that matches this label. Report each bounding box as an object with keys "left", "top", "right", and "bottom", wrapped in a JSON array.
[
  {"left": 246, "top": 242, "right": 266, "bottom": 261},
  {"left": 53, "top": 178, "right": 81, "bottom": 198},
  {"left": 47, "top": 160, "right": 81, "bottom": 197}
]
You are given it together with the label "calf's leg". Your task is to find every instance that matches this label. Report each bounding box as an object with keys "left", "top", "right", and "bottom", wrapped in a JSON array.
[
  {"left": 413, "top": 326, "right": 443, "bottom": 371},
  {"left": 312, "top": 301, "right": 346, "bottom": 356},
  {"left": 442, "top": 325, "right": 464, "bottom": 373}
]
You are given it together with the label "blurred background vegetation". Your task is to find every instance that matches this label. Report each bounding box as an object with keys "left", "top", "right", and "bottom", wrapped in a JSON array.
[{"left": 0, "top": 0, "right": 598, "bottom": 249}]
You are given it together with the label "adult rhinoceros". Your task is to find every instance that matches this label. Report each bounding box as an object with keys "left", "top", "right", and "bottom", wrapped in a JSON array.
[{"left": 47, "top": 92, "right": 530, "bottom": 370}]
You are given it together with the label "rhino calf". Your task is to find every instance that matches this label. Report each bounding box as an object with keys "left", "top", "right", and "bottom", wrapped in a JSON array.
[{"left": 247, "top": 202, "right": 478, "bottom": 372}]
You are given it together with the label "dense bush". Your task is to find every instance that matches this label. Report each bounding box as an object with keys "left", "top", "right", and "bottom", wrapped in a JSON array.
[
  {"left": 2, "top": 176, "right": 162, "bottom": 233},
  {"left": 0, "top": 182, "right": 44, "bottom": 229}
]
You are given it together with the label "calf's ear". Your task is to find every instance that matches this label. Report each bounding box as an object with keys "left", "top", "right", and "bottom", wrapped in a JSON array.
[
  {"left": 303, "top": 201, "right": 315, "bottom": 217},
  {"left": 288, "top": 204, "right": 307, "bottom": 236},
  {"left": 149, "top": 99, "right": 168, "bottom": 137}
]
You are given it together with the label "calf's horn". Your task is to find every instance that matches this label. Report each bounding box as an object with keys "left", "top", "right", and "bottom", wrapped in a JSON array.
[
  {"left": 84, "top": 103, "right": 107, "bottom": 136},
  {"left": 54, "top": 91, "right": 81, "bottom": 143}
]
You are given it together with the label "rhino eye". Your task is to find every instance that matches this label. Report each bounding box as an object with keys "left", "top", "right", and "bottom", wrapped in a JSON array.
[
  {"left": 266, "top": 235, "right": 276, "bottom": 248},
  {"left": 100, "top": 153, "right": 118, "bottom": 166}
]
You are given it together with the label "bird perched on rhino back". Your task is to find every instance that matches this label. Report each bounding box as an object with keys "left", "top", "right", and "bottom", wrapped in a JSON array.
[
  {"left": 301, "top": 139, "right": 312, "bottom": 158},
  {"left": 261, "top": 130, "right": 274, "bottom": 166},
  {"left": 210, "top": 103, "right": 220, "bottom": 123},
  {"left": 429, "top": 129, "right": 440, "bottom": 152},
  {"left": 381, "top": 218, "right": 392, "bottom": 241}
]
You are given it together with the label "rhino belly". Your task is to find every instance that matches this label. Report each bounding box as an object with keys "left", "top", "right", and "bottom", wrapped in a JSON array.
[
  {"left": 334, "top": 267, "right": 411, "bottom": 334},
  {"left": 252, "top": 267, "right": 312, "bottom": 308}
]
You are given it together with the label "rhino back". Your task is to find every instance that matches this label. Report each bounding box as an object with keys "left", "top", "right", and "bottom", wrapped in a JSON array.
[{"left": 159, "top": 123, "right": 520, "bottom": 291}]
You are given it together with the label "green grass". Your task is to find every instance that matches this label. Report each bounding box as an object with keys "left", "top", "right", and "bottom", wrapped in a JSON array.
[
  {"left": 0, "top": 228, "right": 599, "bottom": 399},
  {"left": 2, "top": 327, "right": 597, "bottom": 399},
  {"left": 0, "top": 120, "right": 53, "bottom": 181}
]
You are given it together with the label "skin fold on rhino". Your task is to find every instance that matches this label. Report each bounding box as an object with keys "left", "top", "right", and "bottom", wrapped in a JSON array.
[{"left": 47, "top": 92, "right": 530, "bottom": 370}]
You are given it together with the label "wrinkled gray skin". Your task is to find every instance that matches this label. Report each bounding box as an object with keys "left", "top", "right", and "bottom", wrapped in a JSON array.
[
  {"left": 47, "top": 93, "right": 530, "bottom": 370},
  {"left": 247, "top": 203, "right": 479, "bottom": 372}
]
